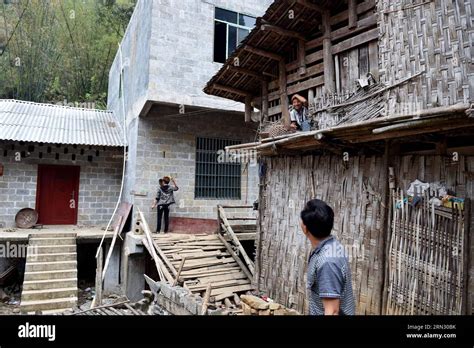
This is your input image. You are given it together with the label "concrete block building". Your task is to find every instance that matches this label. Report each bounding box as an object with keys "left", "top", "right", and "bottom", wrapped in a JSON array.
[
  {"left": 0, "top": 100, "right": 124, "bottom": 228},
  {"left": 108, "top": 0, "right": 273, "bottom": 232}
]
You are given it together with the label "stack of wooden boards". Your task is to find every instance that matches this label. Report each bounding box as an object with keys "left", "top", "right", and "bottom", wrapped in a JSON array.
[{"left": 152, "top": 233, "right": 254, "bottom": 313}]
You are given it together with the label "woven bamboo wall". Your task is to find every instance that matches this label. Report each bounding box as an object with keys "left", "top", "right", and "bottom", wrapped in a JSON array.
[
  {"left": 256, "top": 154, "right": 473, "bottom": 315},
  {"left": 391, "top": 155, "right": 474, "bottom": 314},
  {"left": 378, "top": 0, "right": 473, "bottom": 114},
  {"left": 256, "top": 155, "right": 387, "bottom": 315}
]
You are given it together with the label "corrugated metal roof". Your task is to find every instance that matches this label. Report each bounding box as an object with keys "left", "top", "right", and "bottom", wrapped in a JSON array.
[{"left": 0, "top": 99, "right": 124, "bottom": 147}]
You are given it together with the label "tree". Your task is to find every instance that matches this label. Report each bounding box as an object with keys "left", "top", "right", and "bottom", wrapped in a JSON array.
[{"left": 0, "top": 0, "right": 135, "bottom": 109}]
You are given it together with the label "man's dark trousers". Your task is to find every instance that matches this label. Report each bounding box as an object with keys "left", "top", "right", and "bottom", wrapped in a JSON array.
[{"left": 156, "top": 204, "right": 170, "bottom": 233}]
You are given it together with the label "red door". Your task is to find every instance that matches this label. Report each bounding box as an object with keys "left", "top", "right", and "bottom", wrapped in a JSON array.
[{"left": 36, "top": 165, "right": 80, "bottom": 225}]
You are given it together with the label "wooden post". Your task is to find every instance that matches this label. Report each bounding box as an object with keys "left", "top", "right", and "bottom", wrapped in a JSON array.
[
  {"left": 348, "top": 0, "right": 357, "bottom": 29},
  {"left": 308, "top": 88, "right": 315, "bottom": 108},
  {"left": 279, "top": 59, "right": 290, "bottom": 126},
  {"left": 201, "top": 283, "right": 212, "bottom": 315},
  {"left": 173, "top": 257, "right": 186, "bottom": 286},
  {"left": 262, "top": 82, "right": 269, "bottom": 122},
  {"left": 298, "top": 39, "right": 307, "bottom": 76},
  {"left": 465, "top": 198, "right": 472, "bottom": 314},
  {"left": 245, "top": 95, "right": 253, "bottom": 123},
  {"left": 322, "top": 11, "right": 335, "bottom": 94}
]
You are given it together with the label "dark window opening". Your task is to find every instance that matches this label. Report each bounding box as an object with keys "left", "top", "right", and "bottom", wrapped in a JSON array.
[
  {"left": 195, "top": 137, "right": 241, "bottom": 199},
  {"left": 213, "top": 8, "right": 256, "bottom": 63}
]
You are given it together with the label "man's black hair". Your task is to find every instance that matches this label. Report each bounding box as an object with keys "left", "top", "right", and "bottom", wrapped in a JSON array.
[{"left": 300, "top": 199, "right": 334, "bottom": 239}]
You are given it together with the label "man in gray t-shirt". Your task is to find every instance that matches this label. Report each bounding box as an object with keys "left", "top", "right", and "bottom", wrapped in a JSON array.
[{"left": 300, "top": 199, "right": 355, "bottom": 315}]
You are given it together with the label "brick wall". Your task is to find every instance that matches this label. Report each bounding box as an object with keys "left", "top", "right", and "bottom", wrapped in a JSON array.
[
  {"left": 132, "top": 107, "right": 259, "bottom": 232},
  {"left": 0, "top": 141, "right": 123, "bottom": 228}
]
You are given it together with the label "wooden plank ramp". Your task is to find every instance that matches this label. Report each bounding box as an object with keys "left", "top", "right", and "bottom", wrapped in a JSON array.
[{"left": 151, "top": 233, "right": 255, "bottom": 313}]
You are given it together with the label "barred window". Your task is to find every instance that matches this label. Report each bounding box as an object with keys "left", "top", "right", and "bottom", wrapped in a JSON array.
[{"left": 195, "top": 137, "right": 241, "bottom": 199}]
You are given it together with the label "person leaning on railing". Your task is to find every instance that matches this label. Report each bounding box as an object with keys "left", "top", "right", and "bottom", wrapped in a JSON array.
[{"left": 289, "top": 94, "right": 311, "bottom": 132}]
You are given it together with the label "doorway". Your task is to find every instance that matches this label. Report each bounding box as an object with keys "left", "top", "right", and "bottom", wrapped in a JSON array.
[{"left": 36, "top": 164, "right": 80, "bottom": 225}]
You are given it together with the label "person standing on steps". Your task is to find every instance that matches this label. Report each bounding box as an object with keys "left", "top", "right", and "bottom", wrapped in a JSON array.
[{"left": 151, "top": 176, "right": 179, "bottom": 233}]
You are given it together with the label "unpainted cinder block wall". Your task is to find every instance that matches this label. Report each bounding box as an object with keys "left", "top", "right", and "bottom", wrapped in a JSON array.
[{"left": 0, "top": 141, "right": 123, "bottom": 228}]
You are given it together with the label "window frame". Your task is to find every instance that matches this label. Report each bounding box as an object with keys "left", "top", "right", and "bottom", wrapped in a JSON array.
[
  {"left": 213, "top": 7, "right": 256, "bottom": 63},
  {"left": 194, "top": 136, "right": 242, "bottom": 200}
]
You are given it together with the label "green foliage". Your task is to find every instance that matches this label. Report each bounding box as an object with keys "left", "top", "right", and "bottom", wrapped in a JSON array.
[{"left": 0, "top": 0, "right": 135, "bottom": 109}]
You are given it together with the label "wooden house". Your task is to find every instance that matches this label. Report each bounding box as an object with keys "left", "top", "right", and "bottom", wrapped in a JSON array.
[{"left": 204, "top": 0, "right": 474, "bottom": 315}]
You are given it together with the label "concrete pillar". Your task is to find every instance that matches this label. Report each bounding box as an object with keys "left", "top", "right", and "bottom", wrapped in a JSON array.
[
  {"left": 121, "top": 233, "right": 146, "bottom": 302},
  {"left": 103, "top": 241, "right": 122, "bottom": 295}
]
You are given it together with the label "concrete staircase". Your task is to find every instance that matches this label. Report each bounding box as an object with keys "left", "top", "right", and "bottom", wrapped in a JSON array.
[{"left": 20, "top": 233, "right": 78, "bottom": 314}]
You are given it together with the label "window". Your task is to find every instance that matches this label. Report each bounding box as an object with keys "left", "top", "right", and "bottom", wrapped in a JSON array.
[
  {"left": 214, "top": 8, "right": 256, "bottom": 63},
  {"left": 195, "top": 137, "right": 241, "bottom": 199}
]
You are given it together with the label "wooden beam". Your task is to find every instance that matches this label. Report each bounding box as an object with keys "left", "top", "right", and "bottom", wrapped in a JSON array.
[
  {"left": 322, "top": 11, "right": 335, "bottom": 94},
  {"left": 218, "top": 206, "right": 255, "bottom": 274},
  {"left": 243, "top": 45, "right": 282, "bottom": 61},
  {"left": 260, "top": 22, "right": 305, "bottom": 41},
  {"left": 217, "top": 234, "right": 253, "bottom": 282},
  {"left": 348, "top": 0, "right": 357, "bottom": 29},
  {"left": 172, "top": 257, "right": 186, "bottom": 286},
  {"left": 201, "top": 283, "right": 212, "bottom": 315},
  {"left": 227, "top": 65, "right": 266, "bottom": 81},
  {"left": 245, "top": 95, "right": 253, "bottom": 123},
  {"left": 262, "top": 81, "right": 269, "bottom": 122},
  {"left": 331, "top": 28, "right": 379, "bottom": 55},
  {"left": 212, "top": 84, "right": 250, "bottom": 97},
  {"left": 295, "top": 0, "right": 325, "bottom": 13}
]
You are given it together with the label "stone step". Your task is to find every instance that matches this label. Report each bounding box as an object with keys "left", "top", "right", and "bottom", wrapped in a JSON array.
[
  {"left": 26, "top": 261, "right": 77, "bottom": 272},
  {"left": 20, "top": 297, "right": 78, "bottom": 313},
  {"left": 27, "top": 252, "right": 77, "bottom": 263},
  {"left": 23, "top": 278, "right": 77, "bottom": 291},
  {"left": 29, "top": 233, "right": 76, "bottom": 238},
  {"left": 24, "top": 269, "right": 77, "bottom": 281},
  {"left": 21, "top": 287, "right": 77, "bottom": 302},
  {"left": 29, "top": 237, "right": 77, "bottom": 246},
  {"left": 33, "top": 308, "right": 73, "bottom": 315},
  {"left": 28, "top": 245, "right": 77, "bottom": 254}
]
